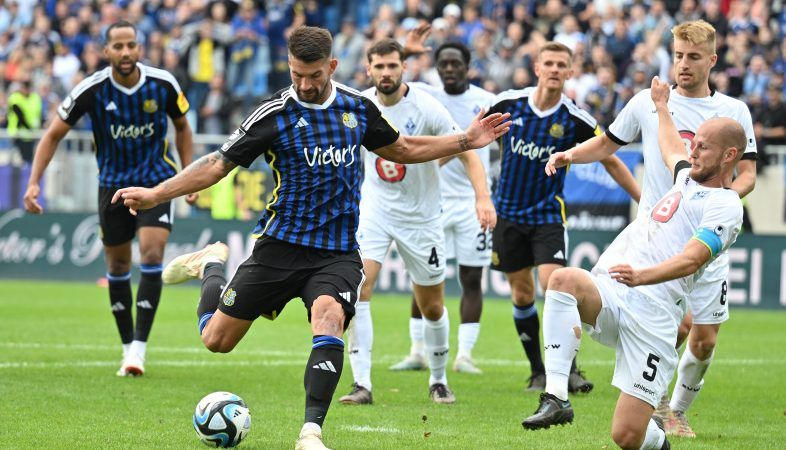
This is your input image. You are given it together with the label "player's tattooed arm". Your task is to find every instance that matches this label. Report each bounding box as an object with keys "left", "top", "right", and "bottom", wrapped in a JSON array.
[{"left": 112, "top": 151, "right": 235, "bottom": 214}]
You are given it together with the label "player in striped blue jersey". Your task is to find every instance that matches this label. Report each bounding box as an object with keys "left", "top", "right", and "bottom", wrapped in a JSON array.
[
  {"left": 23, "top": 21, "right": 195, "bottom": 378},
  {"left": 113, "top": 26, "right": 511, "bottom": 450},
  {"left": 486, "top": 42, "right": 640, "bottom": 394}
]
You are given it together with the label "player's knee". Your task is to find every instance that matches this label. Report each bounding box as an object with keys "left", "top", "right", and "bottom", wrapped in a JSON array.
[
  {"left": 546, "top": 267, "right": 576, "bottom": 293},
  {"left": 689, "top": 335, "right": 716, "bottom": 360},
  {"left": 459, "top": 267, "right": 483, "bottom": 292},
  {"left": 611, "top": 427, "right": 644, "bottom": 450},
  {"left": 202, "top": 333, "right": 236, "bottom": 353},
  {"left": 420, "top": 302, "right": 444, "bottom": 321}
]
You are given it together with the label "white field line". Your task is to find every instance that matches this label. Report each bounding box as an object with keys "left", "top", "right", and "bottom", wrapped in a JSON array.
[
  {"left": 1, "top": 342, "right": 784, "bottom": 370},
  {"left": 340, "top": 425, "right": 403, "bottom": 434}
]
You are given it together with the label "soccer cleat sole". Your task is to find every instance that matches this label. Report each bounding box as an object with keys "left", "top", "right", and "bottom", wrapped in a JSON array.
[{"left": 522, "top": 411, "right": 574, "bottom": 430}]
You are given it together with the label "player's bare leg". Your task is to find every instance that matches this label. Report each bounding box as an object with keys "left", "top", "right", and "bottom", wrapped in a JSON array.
[
  {"left": 340, "top": 259, "right": 380, "bottom": 405},
  {"left": 453, "top": 265, "right": 484, "bottom": 374},
  {"left": 105, "top": 241, "right": 135, "bottom": 376},
  {"left": 413, "top": 281, "right": 455, "bottom": 404},
  {"left": 611, "top": 394, "right": 668, "bottom": 450}
]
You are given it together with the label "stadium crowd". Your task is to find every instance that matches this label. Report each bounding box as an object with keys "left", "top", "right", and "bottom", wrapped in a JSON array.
[{"left": 0, "top": 0, "right": 784, "bottom": 162}]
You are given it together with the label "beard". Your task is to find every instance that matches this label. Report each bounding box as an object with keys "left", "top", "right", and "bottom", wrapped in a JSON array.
[
  {"left": 296, "top": 81, "right": 329, "bottom": 103},
  {"left": 375, "top": 77, "right": 401, "bottom": 95}
]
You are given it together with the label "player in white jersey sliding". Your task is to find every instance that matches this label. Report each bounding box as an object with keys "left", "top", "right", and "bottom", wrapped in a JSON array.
[
  {"left": 387, "top": 42, "right": 496, "bottom": 375},
  {"left": 339, "top": 38, "right": 495, "bottom": 405},
  {"left": 545, "top": 20, "right": 757, "bottom": 437},
  {"left": 523, "top": 76, "right": 745, "bottom": 450}
]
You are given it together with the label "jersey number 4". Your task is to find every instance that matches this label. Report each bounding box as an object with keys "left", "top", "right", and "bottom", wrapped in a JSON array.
[
  {"left": 376, "top": 158, "right": 406, "bottom": 182},
  {"left": 651, "top": 192, "right": 682, "bottom": 223}
]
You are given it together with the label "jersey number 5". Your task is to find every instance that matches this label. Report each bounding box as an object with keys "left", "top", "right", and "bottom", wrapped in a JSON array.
[
  {"left": 651, "top": 192, "right": 682, "bottom": 223},
  {"left": 376, "top": 158, "right": 406, "bottom": 182}
]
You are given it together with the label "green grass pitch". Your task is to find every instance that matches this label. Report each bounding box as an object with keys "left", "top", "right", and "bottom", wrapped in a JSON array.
[{"left": 1, "top": 280, "right": 784, "bottom": 449}]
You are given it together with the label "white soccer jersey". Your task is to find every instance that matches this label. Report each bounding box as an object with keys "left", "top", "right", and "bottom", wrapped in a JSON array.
[
  {"left": 411, "top": 82, "right": 495, "bottom": 199},
  {"left": 360, "top": 84, "right": 460, "bottom": 223},
  {"left": 593, "top": 166, "right": 742, "bottom": 318},
  {"left": 607, "top": 88, "right": 757, "bottom": 216}
]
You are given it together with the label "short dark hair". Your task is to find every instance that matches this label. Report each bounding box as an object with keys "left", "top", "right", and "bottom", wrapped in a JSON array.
[
  {"left": 105, "top": 20, "right": 137, "bottom": 45},
  {"left": 366, "top": 38, "right": 404, "bottom": 62},
  {"left": 288, "top": 26, "right": 333, "bottom": 62},
  {"left": 435, "top": 42, "right": 471, "bottom": 65}
]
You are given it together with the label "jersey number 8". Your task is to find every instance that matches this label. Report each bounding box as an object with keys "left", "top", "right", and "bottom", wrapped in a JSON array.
[{"left": 375, "top": 158, "right": 406, "bottom": 182}]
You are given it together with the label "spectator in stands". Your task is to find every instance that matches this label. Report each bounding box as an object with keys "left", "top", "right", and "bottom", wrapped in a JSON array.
[
  {"left": 753, "top": 83, "right": 786, "bottom": 168},
  {"left": 227, "top": 0, "right": 268, "bottom": 110},
  {"left": 6, "top": 79, "right": 41, "bottom": 164},
  {"left": 332, "top": 18, "right": 365, "bottom": 85},
  {"left": 183, "top": 19, "right": 226, "bottom": 132},
  {"left": 743, "top": 54, "right": 771, "bottom": 102}
]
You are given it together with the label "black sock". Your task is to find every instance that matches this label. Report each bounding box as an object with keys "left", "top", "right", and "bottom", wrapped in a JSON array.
[
  {"left": 304, "top": 336, "right": 344, "bottom": 427},
  {"left": 513, "top": 303, "right": 545, "bottom": 374},
  {"left": 107, "top": 272, "right": 133, "bottom": 344},
  {"left": 571, "top": 357, "right": 578, "bottom": 373},
  {"left": 198, "top": 263, "right": 226, "bottom": 334},
  {"left": 134, "top": 265, "right": 163, "bottom": 342}
]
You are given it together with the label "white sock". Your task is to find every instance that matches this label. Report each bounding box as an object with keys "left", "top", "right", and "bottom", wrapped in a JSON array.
[
  {"left": 348, "top": 301, "right": 373, "bottom": 390},
  {"left": 129, "top": 340, "right": 147, "bottom": 360},
  {"left": 410, "top": 318, "right": 425, "bottom": 357},
  {"left": 424, "top": 307, "right": 449, "bottom": 386},
  {"left": 457, "top": 322, "right": 480, "bottom": 360},
  {"left": 122, "top": 343, "right": 131, "bottom": 358},
  {"left": 542, "top": 290, "right": 581, "bottom": 401},
  {"left": 640, "top": 417, "right": 666, "bottom": 450},
  {"left": 670, "top": 346, "right": 713, "bottom": 413}
]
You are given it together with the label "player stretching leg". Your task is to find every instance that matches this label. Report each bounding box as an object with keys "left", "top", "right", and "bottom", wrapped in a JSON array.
[
  {"left": 524, "top": 77, "right": 745, "bottom": 450},
  {"left": 114, "top": 26, "right": 511, "bottom": 450}
]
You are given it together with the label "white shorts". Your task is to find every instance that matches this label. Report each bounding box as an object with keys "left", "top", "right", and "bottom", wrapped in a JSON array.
[
  {"left": 442, "top": 197, "right": 491, "bottom": 267},
  {"left": 585, "top": 273, "right": 680, "bottom": 408},
  {"left": 357, "top": 213, "right": 445, "bottom": 286},
  {"left": 687, "top": 254, "right": 729, "bottom": 325}
]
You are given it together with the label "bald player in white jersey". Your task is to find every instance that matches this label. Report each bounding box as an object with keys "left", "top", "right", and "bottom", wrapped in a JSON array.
[
  {"left": 523, "top": 76, "right": 745, "bottom": 450},
  {"left": 339, "top": 38, "right": 495, "bottom": 406},
  {"left": 388, "top": 42, "right": 496, "bottom": 375},
  {"left": 545, "top": 20, "right": 757, "bottom": 437}
]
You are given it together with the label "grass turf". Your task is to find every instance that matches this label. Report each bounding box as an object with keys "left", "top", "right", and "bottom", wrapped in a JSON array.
[{"left": 0, "top": 280, "right": 784, "bottom": 449}]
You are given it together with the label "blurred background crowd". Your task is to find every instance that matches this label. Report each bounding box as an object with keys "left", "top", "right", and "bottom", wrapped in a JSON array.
[{"left": 0, "top": 0, "right": 783, "bottom": 155}]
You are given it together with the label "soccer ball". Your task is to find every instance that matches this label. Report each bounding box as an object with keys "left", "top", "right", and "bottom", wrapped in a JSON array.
[{"left": 193, "top": 391, "right": 251, "bottom": 448}]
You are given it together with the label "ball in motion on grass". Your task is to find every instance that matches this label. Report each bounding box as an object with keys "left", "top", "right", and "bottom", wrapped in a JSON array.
[{"left": 193, "top": 392, "right": 251, "bottom": 448}]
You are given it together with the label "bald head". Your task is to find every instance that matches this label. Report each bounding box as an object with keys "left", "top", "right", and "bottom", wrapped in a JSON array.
[{"left": 702, "top": 117, "right": 747, "bottom": 163}]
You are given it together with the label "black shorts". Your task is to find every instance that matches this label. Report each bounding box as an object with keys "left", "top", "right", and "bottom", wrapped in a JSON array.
[
  {"left": 98, "top": 187, "right": 173, "bottom": 246},
  {"left": 218, "top": 236, "right": 364, "bottom": 330},
  {"left": 491, "top": 218, "right": 567, "bottom": 272}
]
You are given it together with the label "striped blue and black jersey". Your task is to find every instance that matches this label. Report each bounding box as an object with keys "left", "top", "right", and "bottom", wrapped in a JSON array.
[
  {"left": 488, "top": 87, "right": 600, "bottom": 225},
  {"left": 219, "top": 82, "right": 400, "bottom": 252},
  {"left": 57, "top": 63, "right": 189, "bottom": 188}
]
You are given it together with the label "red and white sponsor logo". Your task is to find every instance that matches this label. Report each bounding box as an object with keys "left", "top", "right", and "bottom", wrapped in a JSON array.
[
  {"left": 651, "top": 191, "right": 682, "bottom": 223},
  {"left": 375, "top": 158, "right": 406, "bottom": 182}
]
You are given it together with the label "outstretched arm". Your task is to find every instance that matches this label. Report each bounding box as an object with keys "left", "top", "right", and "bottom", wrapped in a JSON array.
[
  {"left": 112, "top": 151, "right": 237, "bottom": 214},
  {"left": 374, "top": 110, "right": 511, "bottom": 164},
  {"left": 456, "top": 150, "right": 496, "bottom": 230},
  {"left": 651, "top": 76, "right": 687, "bottom": 177},
  {"left": 609, "top": 239, "right": 711, "bottom": 286},
  {"left": 545, "top": 133, "right": 621, "bottom": 176},
  {"left": 600, "top": 155, "right": 641, "bottom": 203},
  {"left": 24, "top": 117, "right": 72, "bottom": 214}
]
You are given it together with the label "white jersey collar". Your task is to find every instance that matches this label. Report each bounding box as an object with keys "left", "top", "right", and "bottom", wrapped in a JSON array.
[{"left": 109, "top": 63, "right": 147, "bottom": 95}]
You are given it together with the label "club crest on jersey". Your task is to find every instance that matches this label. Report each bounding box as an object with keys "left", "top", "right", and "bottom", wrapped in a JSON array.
[
  {"left": 143, "top": 99, "right": 158, "bottom": 113},
  {"left": 691, "top": 191, "right": 709, "bottom": 200},
  {"left": 222, "top": 288, "right": 237, "bottom": 306},
  {"left": 549, "top": 123, "right": 564, "bottom": 138},
  {"left": 405, "top": 118, "right": 416, "bottom": 134},
  {"left": 342, "top": 112, "right": 358, "bottom": 128},
  {"left": 473, "top": 104, "right": 481, "bottom": 114}
]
